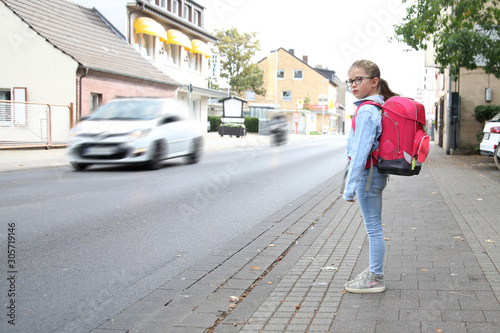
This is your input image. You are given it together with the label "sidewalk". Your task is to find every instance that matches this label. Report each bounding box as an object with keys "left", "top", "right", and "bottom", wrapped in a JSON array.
[
  {"left": 85, "top": 144, "right": 500, "bottom": 333},
  {"left": 216, "top": 146, "right": 500, "bottom": 333}
]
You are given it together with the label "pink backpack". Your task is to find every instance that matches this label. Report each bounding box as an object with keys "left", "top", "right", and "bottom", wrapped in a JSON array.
[{"left": 359, "top": 96, "right": 430, "bottom": 176}]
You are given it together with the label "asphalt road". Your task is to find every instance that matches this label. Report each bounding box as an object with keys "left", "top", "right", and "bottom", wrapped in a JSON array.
[{"left": 0, "top": 135, "right": 347, "bottom": 332}]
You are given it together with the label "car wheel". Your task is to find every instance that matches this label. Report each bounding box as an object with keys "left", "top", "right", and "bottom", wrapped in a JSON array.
[
  {"left": 147, "top": 141, "right": 164, "bottom": 170},
  {"left": 71, "top": 163, "right": 90, "bottom": 171},
  {"left": 187, "top": 137, "right": 203, "bottom": 164},
  {"left": 494, "top": 144, "right": 500, "bottom": 171}
]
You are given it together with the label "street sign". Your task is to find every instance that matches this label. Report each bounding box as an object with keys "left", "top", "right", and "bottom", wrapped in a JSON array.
[{"left": 296, "top": 99, "right": 303, "bottom": 109}]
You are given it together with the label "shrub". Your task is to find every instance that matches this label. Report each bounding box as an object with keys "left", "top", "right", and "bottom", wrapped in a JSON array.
[
  {"left": 208, "top": 116, "right": 221, "bottom": 132},
  {"left": 244, "top": 117, "right": 259, "bottom": 133},
  {"left": 474, "top": 105, "right": 500, "bottom": 124}
]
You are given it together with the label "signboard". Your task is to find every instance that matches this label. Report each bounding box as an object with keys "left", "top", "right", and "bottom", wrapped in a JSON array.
[
  {"left": 209, "top": 54, "right": 219, "bottom": 79},
  {"left": 296, "top": 99, "right": 303, "bottom": 109}
]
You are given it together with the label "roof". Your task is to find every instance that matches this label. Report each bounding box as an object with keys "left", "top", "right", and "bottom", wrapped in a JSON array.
[
  {"left": 2, "top": 0, "right": 179, "bottom": 86},
  {"left": 218, "top": 96, "right": 248, "bottom": 103}
]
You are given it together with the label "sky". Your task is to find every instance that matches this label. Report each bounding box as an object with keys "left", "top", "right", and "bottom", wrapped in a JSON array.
[
  {"left": 69, "top": 0, "right": 423, "bottom": 98},
  {"left": 197, "top": 0, "right": 423, "bottom": 98}
]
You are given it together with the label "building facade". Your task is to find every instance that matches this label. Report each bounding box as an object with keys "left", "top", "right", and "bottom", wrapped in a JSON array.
[
  {"left": 251, "top": 48, "right": 342, "bottom": 134},
  {"left": 127, "top": 0, "right": 228, "bottom": 129},
  {"left": 433, "top": 67, "right": 500, "bottom": 153}
]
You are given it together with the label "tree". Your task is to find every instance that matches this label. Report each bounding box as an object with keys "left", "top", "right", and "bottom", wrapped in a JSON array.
[
  {"left": 393, "top": 0, "right": 500, "bottom": 80},
  {"left": 214, "top": 27, "right": 265, "bottom": 96}
]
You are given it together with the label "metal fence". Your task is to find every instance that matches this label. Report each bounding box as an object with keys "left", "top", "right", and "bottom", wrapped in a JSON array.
[{"left": 0, "top": 100, "right": 72, "bottom": 148}]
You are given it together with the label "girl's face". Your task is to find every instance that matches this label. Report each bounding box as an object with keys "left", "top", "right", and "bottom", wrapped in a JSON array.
[{"left": 347, "top": 67, "right": 379, "bottom": 99}]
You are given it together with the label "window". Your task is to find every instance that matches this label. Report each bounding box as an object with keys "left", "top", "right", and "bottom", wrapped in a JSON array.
[
  {"left": 246, "top": 90, "right": 256, "bottom": 101},
  {"left": 0, "top": 89, "right": 12, "bottom": 124},
  {"left": 167, "top": 44, "right": 181, "bottom": 66},
  {"left": 277, "top": 70, "right": 284, "bottom": 79},
  {"left": 193, "top": 10, "right": 200, "bottom": 26},
  {"left": 293, "top": 70, "right": 303, "bottom": 79},
  {"left": 194, "top": 53, "right": 202, "bottom": 72},
  {"left": 185, "top": 52, "right": 193, "bottom": 69},
  {"left": 183, "top": 4, "right": 191, "bottom": 20},
  {"left": 281, "top": 91, "right": 291, "bottom": 101},
  {"left": 172, "top": 0, "right": 180, "bottom": 16},
  {"left": 90, "top": 93, "right": 102, "bottom": 112},
  {"left": 186, "top": 52, "right": 202, "bottom": 71},
  {"left": 139, "top": 34, "right": 155, "bottom": 59}
]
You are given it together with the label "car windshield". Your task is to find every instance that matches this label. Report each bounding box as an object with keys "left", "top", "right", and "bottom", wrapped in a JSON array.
[
  {"left": 491, "top": 112, "right": 500, "bottom": 122},
  {"left": 89, "top": 100, "right": 164, "bottom": 120}
]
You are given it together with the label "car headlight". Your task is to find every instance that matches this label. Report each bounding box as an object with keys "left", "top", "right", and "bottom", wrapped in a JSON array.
[{"left": 128, "top": 128, "right": 152, "bottom": 140}]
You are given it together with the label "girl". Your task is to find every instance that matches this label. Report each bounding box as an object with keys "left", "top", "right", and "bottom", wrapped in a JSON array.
[{"left": 343, "top": 60, "right": 398, "bottom": 293}]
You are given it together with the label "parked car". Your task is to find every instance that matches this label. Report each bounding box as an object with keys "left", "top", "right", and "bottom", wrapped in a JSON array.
[
  {"left": 67, "top": 98, "right": 203, "bottom": 170},
  {"left": 479, "top": 111, "right": 500, "bottom": 156}
]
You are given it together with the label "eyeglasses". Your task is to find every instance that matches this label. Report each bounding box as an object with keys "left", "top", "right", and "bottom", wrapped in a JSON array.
[{"left": 345, "top": 76, "right": 374, "bottom": 87}]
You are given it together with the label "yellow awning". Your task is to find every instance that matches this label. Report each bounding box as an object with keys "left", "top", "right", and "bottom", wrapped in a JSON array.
[
  {"left": 191, "top": 39, "right": 211, "bottom": 58},
  {"left": 166, "top": 29, "right": 192, "bottom": 50},
  {"left": 133, "top": 17, "right": 168, "bottom": 42}
]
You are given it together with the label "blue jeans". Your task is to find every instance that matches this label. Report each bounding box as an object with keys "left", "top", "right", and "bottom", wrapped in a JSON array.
[{"left": 356, "top": 167, "right": 388, "bottom": 275}]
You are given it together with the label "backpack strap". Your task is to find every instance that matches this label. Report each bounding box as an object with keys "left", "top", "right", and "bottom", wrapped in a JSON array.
[{"left": 352, "top": 101, "right": 383, "bottom": 192}]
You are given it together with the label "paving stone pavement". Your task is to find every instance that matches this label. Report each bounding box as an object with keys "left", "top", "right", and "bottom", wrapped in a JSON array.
[{"left": 212, "top": 145, "right": 500, "bottom": 333}]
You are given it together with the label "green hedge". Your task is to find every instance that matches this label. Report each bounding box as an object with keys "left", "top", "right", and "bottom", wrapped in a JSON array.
[
  {"left": 474, "top": 105, "right": 500, "bottom": 123},
  {"left": 208, "top": 116, "right": 259, "bottom": 133},
  {"left": 208, "top": 116, "right": 221, "bottom": 132},
  {"left": 244, "top": 117, "right": 259, "bottom": 133}
]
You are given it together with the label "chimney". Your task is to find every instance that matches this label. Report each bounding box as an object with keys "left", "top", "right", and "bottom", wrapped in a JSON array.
[
  {"left": 303, "top": 55, "right": 308, "bottom": 64},
  {"left": 289, "top": 49, "right": 295, "bottom": 56}
]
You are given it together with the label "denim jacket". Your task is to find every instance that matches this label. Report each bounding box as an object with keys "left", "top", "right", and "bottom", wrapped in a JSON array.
[{"left": 343, "top": 95, "right": 384, "bottom": 201}]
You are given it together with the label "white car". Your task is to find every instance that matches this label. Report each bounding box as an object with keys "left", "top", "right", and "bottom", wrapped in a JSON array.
[
  {"left": 67, "top": 98, "right": 203, "bottom": 170},
  {"left": 479, "top": 112, "right": 500, "bottom": 156}
]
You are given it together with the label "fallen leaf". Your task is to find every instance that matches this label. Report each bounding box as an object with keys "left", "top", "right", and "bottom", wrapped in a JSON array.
[
  {"left": 230, "top": 304, "right": 237, "bottom": 308},
  {"left": 384, "top": 238, "right": 390, "bottom": 241},
  {"left": 295, "top": 305, "right": 301, "bottom": 309},
  {"left": 435, "top": 330, "right": 443, "bottom": 332},
  {"left": 485, "top": 239, "right": 495, "bottom": 243},
  {"left": 422, "top": 269, "right": 428, "bottom": 272},
  {"left": 321, "top": 266, "right": 338, "bottom": 271},
  {"left": 250, "top": 266, "right": 260, "bottom": 270},
  {"left": 453, "top": 236, "right": 464, "bottom": 241},
  {"left": 476, "top": 198, "right": 484, "bottom": 201},
  {"left": 268, "top": 244, "right": 275, "bottom": 247},
  {"left": 229, "top": 296, "right": 239, "bottom": 302}
]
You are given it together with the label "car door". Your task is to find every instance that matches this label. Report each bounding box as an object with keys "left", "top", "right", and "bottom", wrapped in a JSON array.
[{"left": 158, "top": 114, "right": 185, "bottom": 157}]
